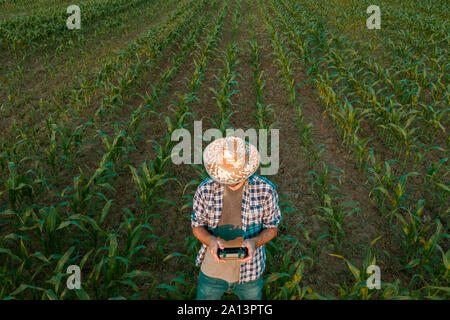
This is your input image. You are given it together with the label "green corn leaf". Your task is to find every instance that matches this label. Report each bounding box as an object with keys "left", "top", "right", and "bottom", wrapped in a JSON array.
[
  {"left": 265, "top": 273, "right": 289, "bottom": 283},
  {"left": 163, "top": 252, "right": 187, "bottom": 262},
  {"left": 9, "top": 284, "right": 45, "bottom": 297},
  {"left": 329, "top": 254, "right": 360, "bottom": 280},
  {"left": 0, "top": 248, "right": 21, "bottom": 262},
  {"left": 56, "top": 246, "right": 75, "bottom": 274},
  {"left": 124, "top": 270, "right": 152, "bottom": 279},
  {"left": 76, "top": 288, "right": 91, "bottom": 300},
  {"left": 405, "top": 259, "right": 420, "bottom": 269}
]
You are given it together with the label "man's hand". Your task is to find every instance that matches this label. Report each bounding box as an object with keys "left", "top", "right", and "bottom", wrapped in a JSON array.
[
  {"left": 237, "top": 228, "right": 278, "bottom": 263},
  {"left": 209, "top": 237, "right": 226, "bottom": 263},
  {"left": 192, "top": 227, "right": 226, "bottom": 263},
  {"left": 239, "top": 238, "right": 256, "bottom": 263},
  {"left": 193, "top": 226, "right": 278, "bottom": 264}
]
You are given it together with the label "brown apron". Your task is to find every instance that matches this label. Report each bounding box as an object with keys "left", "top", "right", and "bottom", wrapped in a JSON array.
[{"left": 201, "top": 183, "right": 245, "bottom": 283}]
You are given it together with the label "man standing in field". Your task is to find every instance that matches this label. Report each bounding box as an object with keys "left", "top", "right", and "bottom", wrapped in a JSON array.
[{"left": 191, "top": 136, "right": 281, "bottom": 300}]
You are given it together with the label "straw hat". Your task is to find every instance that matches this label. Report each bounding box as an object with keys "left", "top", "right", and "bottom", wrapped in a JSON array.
[{"left": 203, "top": 136, "right": 260, "bottom": 184}]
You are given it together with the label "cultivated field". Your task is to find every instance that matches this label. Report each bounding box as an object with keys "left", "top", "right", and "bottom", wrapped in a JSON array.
[{"left": 0, "top": 0, "right": 448, "bottom": 299}]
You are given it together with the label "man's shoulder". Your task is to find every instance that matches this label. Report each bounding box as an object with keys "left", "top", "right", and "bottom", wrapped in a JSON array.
[
  {"left": 196, "top": 178, "right": 216, "bottom": 193},
  {"left": 250, "top": 174, "right": 278, "bottom": 193},
  {"left": 195, "top": 175, "right": 278, "bottom": 194}
]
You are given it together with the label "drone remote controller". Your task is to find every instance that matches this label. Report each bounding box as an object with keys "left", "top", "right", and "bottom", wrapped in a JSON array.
[{"left": 217, "top": 247, "right": 248, "bottom": 260}]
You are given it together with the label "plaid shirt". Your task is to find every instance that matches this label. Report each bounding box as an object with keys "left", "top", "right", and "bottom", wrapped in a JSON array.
[{"left": 191, "top": 174, "right": 282, "bottom": 284}]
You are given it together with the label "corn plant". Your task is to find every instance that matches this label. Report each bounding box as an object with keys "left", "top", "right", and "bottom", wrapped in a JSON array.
[
  {"left": 61, "top": 162, "right": 115, "bottom": 215},
  {"left": 118, "top": 211, "right": 153, "bottom": 266},
  {"left": 331, "top": 100, "right": 370, "bottom": 147},
  {"left": 296, "top": 223, "right": 329, "bottom": 269},
  {"left": 85, "top": 233, "right": 151, "bottom": 299},
  {"left": 329, "top": 236, "right": 382, "bottom": 299},
  {"left": 314, "top": 195, "right": 359, "bottom": 251},
  {"left": 368, "top": 160, "right": 419, "bottom": 219},
  {"left": 0, "top": 162, "right": 40, "bottom": 211},
  {"left": 63, "top": 197, "right": 113, "bottom": 249},
  {"left": 156, "top": 272, "right": 197, "bottom": 299},
  {"left": 57, "top": 123, "right": 91, "bottom": 170},
  {"left": 210, "top": 42, "right": 240, "bottom": 134},
  {"left": 424, "top": 158, "right": 449, "bottom": 216},
  {"left": 97, "top": 126, "right": 133, "bottom": 172},
  {"left": 129, "top": 161, "right": 174, "bottom": 221},
  {"left": 43, "top": 124, "right": 58, "bottom": 174},
  {"left": 352, "top": 136, "right": 373, "bottom": 171},
  {"left": 231, "top": 0, "right": 242, "bottom": 39},
  {"left": 264, "top": 236, "right": 313, "bottom": 300},
  {"left": 395, "top": 201, "right": 446, "bottom": 287},
  {"left": 28, "top": 206, "right": 68, "bottom": 256},
  {"left": 249, "top": 16, "right": 276, "bottom": 130},
  {"left": 308, "top": 165, "right": 342, "bottom": 206}
]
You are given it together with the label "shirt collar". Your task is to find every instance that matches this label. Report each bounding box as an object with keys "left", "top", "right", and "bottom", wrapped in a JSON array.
[{"left": 212, "top": 175, "right": 255, "bottom": 191}]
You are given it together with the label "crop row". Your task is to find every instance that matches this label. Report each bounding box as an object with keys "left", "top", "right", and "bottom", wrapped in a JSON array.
[
  {"left": 260, "top": 0, "right": 368, "bottom": 299},
  {"left": 272, "top": 0, "right": 449, "bottom": 219},
  {"left": 1, "top": 0, "right": 199, "bottom": 161},
  {"left": 0, "top": 0, "right": 154, "bottom": 52},
  {"left": 0, "top": 0, "right": 225, "bottom": 299},
  {"left": 139, "top": 0, "right": 231, "bottom": 299},
  {"left": 268, "top": 0, "right": 448, "bottom": 298}
]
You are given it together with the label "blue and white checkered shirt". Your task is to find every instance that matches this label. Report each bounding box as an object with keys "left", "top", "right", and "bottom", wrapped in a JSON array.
[{"left": 191, "top": 174, "right": 282, "bottom": 284}]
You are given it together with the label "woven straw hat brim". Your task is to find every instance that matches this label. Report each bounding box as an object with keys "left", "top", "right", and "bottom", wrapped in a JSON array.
[{"left": 203, "top": 137, "right": 260, "bottom": 185}]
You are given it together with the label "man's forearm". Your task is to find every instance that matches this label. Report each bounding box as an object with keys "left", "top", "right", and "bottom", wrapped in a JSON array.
[
  {"left": 252, "top": 227, "right": 277, "bottom": 248},
  {"left": 193, "top": 226, "right": 277, "bottom": 248},
  {"left": 192, "top": 226, "right": 215, "bottom": 246}
]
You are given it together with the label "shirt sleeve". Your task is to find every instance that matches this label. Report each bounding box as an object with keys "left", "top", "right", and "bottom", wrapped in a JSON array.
[
  {"left": 191, "top": 185, "right": 208, "bottom": 228},
  {"left": 262, "top": 186, "right": 282, "bottom": 229}
]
